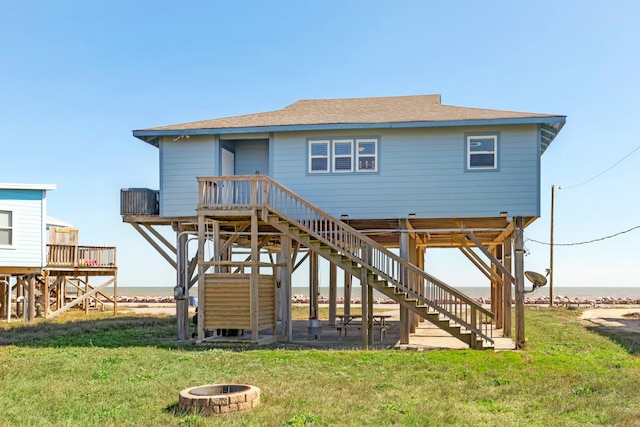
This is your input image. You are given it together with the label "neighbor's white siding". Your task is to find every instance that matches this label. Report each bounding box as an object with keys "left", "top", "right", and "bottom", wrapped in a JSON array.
[
  {"left": 160, "top": 136, "right": 217, "bottom": 217},
  {"left": 0, "top": 189, "right": 47, "bottom": 268},
  {"left": 271, "top": 124, "right": 541, "bottom": 219}
]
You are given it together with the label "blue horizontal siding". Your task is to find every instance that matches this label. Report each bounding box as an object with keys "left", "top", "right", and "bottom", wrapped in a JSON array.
[
  {"left": 161, "top": 136, "right": 216, "bottom": 217},
  {"left": 272, "top": 125, "right": 540, "bottom": 219}
]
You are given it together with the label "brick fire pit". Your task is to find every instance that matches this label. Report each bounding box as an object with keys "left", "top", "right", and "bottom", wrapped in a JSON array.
[{"left": 179, "top": 384, "right": 260, "bottom": 415}]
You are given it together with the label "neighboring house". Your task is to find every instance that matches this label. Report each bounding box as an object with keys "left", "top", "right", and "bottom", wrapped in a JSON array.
[
  {"left": 0, "top": 183, "right": 117, "bottom": 322},
  {"left": 124, "top": 94, "right": 566, "bottom": 349},
  {"left": 0, "top": 183, "right": 56, "bottom": 272}
]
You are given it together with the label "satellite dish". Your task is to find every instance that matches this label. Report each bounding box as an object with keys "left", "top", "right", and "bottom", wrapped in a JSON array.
[{"left": 525, "top": 271, "right": 548, "bottom": 290}]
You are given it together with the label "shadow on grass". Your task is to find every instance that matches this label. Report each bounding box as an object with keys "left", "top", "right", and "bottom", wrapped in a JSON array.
[
  {"left": 584, "top": 316, "right": 640, "bottom": 355},
  {"left": 0, "top": 315, "right": 188, "bottom": 348},
  {"left": 0, "top": 315, "right": 319, "bottom": 352}
]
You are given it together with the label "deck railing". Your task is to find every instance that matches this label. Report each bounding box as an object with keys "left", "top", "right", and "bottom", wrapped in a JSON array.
[
  {"left": 197, "top": 175, "right": 493, "bottom": 345},
  {"left": 47, "top": 245, "right": 117, "bottom": 268}
]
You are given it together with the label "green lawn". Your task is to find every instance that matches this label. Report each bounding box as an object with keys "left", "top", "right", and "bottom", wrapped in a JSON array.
[{"left": 1, "top": 307, "right": 638, "bottom": 426}]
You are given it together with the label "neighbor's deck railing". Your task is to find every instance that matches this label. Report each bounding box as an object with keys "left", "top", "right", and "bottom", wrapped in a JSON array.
[
  {"left": 197, "top": 175, "right": 493, "bottom": 345},
  {"left": 47, "top": 245, "right": 117, "bottom": 268}
]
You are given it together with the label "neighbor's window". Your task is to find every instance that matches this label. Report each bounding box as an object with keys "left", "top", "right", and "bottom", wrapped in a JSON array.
[
  {"left": 356, "top": 139, "right": 377, "bottom": 171},
  {"left": 0, "top": 210, "right": 12, "bottom": 246},
  {"left": 467, "top": 135, "right": 498, "bottom": 170},
  {"left": 309, "top": 140, "right": 329, "bottom": 173},
  {"left": 333, "top": 140, "right": 353, "bottom": 172}
]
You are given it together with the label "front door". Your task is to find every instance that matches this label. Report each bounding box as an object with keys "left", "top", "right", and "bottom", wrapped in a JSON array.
[{"left": 221, "top": 147, "right": 235, "bottom": 176}]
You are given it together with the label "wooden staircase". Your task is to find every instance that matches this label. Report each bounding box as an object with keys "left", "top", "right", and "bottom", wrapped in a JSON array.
[{"left": 198, "top": 175, "right": 494, "bottom": 349}]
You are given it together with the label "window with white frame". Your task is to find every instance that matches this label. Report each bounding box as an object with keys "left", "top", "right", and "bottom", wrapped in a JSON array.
[
  {"left": 308, "top": 137, "right": 379, "bottom": 173},
  {"left": 0, "top": 210, "right": 12, "bottom": 246},
  {"left": 309, "top": 140, "right": 329, "bottom": 173},
  {"left": 333, "top": 140, "right": 353, "bottom": 172},
  {"left": 356, "top": 139, "right": 377, "bottom": 171},
  {"left": 467, "top": 135, "right": 497, "bottom": 170}
]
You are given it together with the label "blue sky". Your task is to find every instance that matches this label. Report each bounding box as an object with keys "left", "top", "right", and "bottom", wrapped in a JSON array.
[{"left": 2, "top": 1, "right": 638, "bottom": 289}]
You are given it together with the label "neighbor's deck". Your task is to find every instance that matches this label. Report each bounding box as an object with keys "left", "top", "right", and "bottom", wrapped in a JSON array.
[{"left": 46, "top": 244, "right": 117, "bottom": 275}]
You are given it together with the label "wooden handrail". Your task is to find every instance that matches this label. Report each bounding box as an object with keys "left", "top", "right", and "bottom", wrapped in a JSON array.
[{"left": 197, "top": 175, "right": 493, "bottom": 344}]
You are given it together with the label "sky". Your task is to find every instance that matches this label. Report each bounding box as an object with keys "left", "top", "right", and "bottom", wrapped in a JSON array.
[{"left": 2, "top": 1, "right": 639, "bottom": 290}]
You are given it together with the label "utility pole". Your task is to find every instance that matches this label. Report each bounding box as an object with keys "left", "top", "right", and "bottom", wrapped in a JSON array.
[{"left": 549, "top": 185, "right": 556, "bottom": 307}]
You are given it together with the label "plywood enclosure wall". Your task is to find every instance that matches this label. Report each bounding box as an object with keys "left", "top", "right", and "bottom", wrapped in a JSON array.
[
  {"left": 49, "top": 228, "right": 79, "bottom": 245},
  {"left": 203, "top": 273, "right": 276, "bottom": 331}
]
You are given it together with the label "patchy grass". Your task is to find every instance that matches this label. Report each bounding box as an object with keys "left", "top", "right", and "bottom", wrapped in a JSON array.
[{"left": 0, "top": 307, "right": 639, "bottom": 426}]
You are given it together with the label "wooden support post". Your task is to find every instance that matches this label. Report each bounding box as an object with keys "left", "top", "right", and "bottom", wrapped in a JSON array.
[
  {"left": 514, "top": 217, "right": 526, "bottom": 349},
  {"left": 0, "top": 275, "right": 6, "bottom": 319},
  {"left": 344, "top": 272, "right": 351, "bottom": 317},
  {"left": 367, "top": 280, "right": 374, "bottom": 347},
  {"left": 42, "top": 272, "right": 49, "bottom": 318},
  {"left": 493, "top": 245, "right": 504, "bottom": 330},
  {"left": 504, "top": 238, "right": 513, "bottom": 337},
  {"left": 409, "top": 232, "right": 418, "bottom": 331},
  {"left": 329, "top": 262, "right": 337, "bottom": 326},
  {"left": 361, "top": 246, "right": 370, "bottom": 349},
  {"left": 251, "top": 213, "right": 259, "bottom": 342},
  {"left": 28, "top": 274, "right": 35, "bottom": 322},
  {"left": 113, "top": 275, "right": 118, "bottom": 317},
  {"left": 0, "top": 276, "right": 5, "bottom": 320},
  {"left": 277, "top": 235, "right": 292, "bottom": 340},
  {"left": 399, "top": 219, "right": 410, "bottom": 344},
  {"left": 196, "top": 216, "right": 206, "bottom": 342},
  {"left": 309, "top": 251, "right": 319, "bottom": 320},
  {"left": 176, "top": 231, "right": 189, "bottom": 340},
  {"left": 85, "top": 273, "right": 89, "bottom": 315}
]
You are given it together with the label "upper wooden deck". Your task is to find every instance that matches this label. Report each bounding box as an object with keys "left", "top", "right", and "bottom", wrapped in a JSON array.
[{"left": 46, "top": 244, "right": 116, "bottom": 274}]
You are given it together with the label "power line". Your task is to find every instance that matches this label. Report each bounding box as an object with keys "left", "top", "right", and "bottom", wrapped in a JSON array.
[
  {"left": 527, "top": 225, "right": 640, "bottom": 246},
  {"left": 563, "top": 144, "right": 640, "bottom": 189}
]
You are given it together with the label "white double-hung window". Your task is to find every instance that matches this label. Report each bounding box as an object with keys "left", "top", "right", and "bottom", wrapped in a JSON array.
[
  {"left": 309, "top": 140, "right": 330, "bottom": 173},
  {"left": 466, "top": 135, "right": 498, "bottom": 170},
  {"left": 308, "top": 137, "right": 378, "bottom": 174},
  {"left": 356, "top": 139, "right": 377, "bottom": 172},
  {"left": 333, "top": 140, "right": 353, "bottom": 172},
  {"left": 0, "top": 210, "right": 12, "bottom": 246}
]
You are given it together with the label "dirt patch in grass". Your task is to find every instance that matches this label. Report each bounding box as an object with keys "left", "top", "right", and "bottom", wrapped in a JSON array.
[{"left": 581, "top": 306, "right": 640, "bottom": 354}]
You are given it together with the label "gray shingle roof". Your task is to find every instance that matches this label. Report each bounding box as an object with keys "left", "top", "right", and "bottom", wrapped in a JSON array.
[{"left": 139, "top": 94, "right": 564, "bottom": 132}]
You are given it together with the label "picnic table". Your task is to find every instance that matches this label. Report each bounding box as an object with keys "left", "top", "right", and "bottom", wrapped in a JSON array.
[{"left": 335, "top": 314, "right": 392, "bottom": 340}]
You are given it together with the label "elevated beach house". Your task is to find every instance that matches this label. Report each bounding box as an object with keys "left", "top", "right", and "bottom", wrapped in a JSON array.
[
  {"left": 0, "top": 183, "right": 117, "bottom": 322},
  {"left": 123, "top": 94, "right": 565, "bottom": 349}
]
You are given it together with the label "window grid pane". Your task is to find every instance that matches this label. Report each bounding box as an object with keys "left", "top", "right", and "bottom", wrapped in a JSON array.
[
  {"left": 470, "top": 153, "right": 495, "bottom": 167},
  {"left": 0, "top": 229, "right": 10, "bottom": 245},
  {"left": 335, "top": 157, "right": 352, "bottom": 171},
  {"left": 0, "top": 211, "right": 10, "bottom": 228},
  {"left": 311, "top": 158, "right": 328, "bottom": 171},
  {"left": 311, "top": 143, "right": 328, "bottom": 156}
]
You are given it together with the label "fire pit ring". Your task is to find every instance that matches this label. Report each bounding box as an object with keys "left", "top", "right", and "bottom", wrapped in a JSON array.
[{"left": 179, "top": 384, "right": 260, "bottom": 415}]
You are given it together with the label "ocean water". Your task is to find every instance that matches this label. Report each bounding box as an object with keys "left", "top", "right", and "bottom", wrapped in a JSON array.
[{"left": 114, "top": 285, "right": 639, "bottom": 300}]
